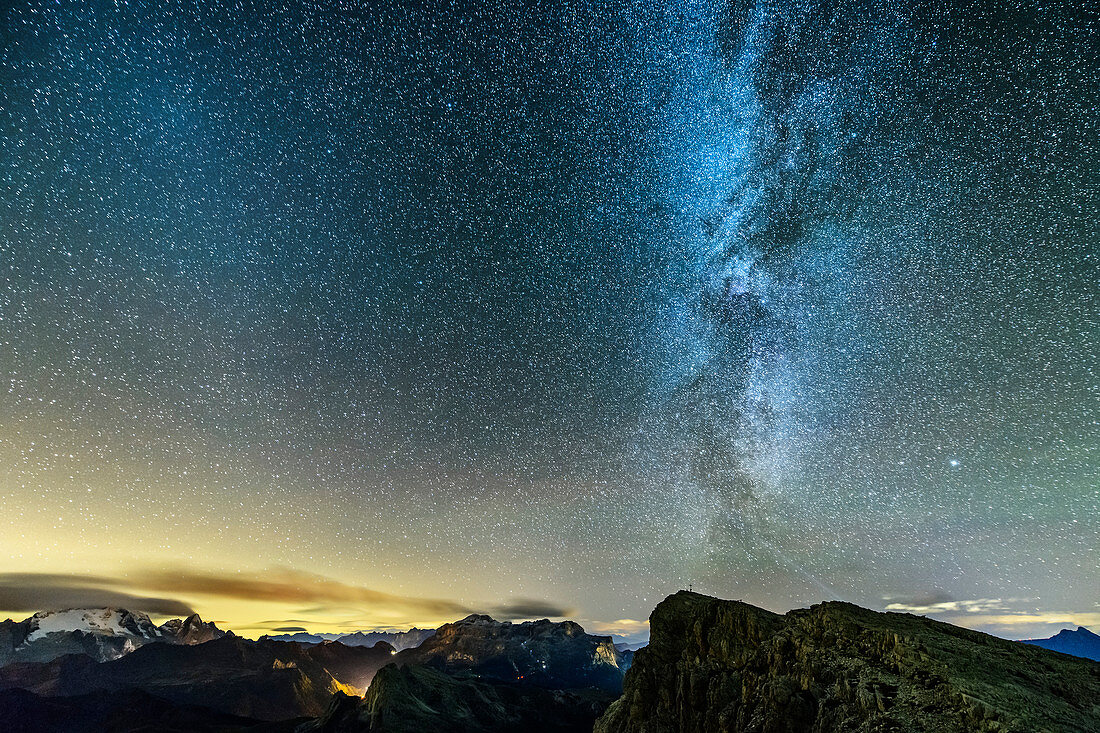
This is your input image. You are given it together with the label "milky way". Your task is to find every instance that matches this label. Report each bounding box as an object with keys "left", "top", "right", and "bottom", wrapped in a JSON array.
[{"left": 0, "top": 1, "right": 1096, "bottom": 638}]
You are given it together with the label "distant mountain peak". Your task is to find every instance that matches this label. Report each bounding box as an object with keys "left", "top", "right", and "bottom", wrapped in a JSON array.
[
  {"left": 396, "top": 613, "right": 626, "bottom": 691},
  {"left": 29, "top": 607, "right": 150, "bottom": 621},
  {"left": 25, "top": 608, "right": 161, "bottom": 644},
  {"left": 1022, "top": 625, "right": 1100, "bottom": 662},
  {"left": 0, "top": 607, "right": 227, "bottom": 666},
  {"left": 262, "top": 626, "right": 435, "bottom": 652},
  {"left": 160, "top": 613, "right": 227, "bottom": 645}
]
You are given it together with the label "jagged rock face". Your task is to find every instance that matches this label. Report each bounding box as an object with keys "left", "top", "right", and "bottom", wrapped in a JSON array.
[
  {"left": 0, "top": 635, "right": 354, "bottom": 721},
  {"left": 0, "top": 618, "right": 32, "bottom": 660},
  {"left": 596, "top": 591, "right": 1100, "bottom": 733},
  {"left": 0, "top": 621, "right": 135, "bottom": 667},
  {"left": 393, "top": 614, "right": 626, "bottom": 692},
  {"left": 157, "top": 613, "right": 228, "bottom": 645},
  {"left": 296, "top": 617, "right": 626, "bottom": 731},
  {"left": 0, "top": 608, "right": 228, "bottom": 667},
  {"left": 298, "top": 664, "right": 617, "bottom": 733}
]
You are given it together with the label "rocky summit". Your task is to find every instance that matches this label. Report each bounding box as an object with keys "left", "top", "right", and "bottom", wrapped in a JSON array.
[
  {"left": 393, "top": 614, "right": 626, "bottom": 692},
  {"left": 157, "top": 613, "right": 228, "bottom": 646},
  {"left": 291, "top": 615, "right": 629, "bottom": 732},
  {"left": 596, "top": 591, "right": 1100, "bottom": 733}
]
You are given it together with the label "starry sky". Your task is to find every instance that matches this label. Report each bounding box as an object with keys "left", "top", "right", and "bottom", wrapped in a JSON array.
[{"left": 0, "top": 0, "right": 1096, "bottom": 640}]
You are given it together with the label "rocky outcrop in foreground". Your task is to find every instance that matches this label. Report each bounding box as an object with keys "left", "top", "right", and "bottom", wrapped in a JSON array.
[{"left": 596, "top": 591, "right": 1100, "bottom": 733}]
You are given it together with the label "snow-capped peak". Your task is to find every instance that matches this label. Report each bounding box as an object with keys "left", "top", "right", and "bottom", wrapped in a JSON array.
[{"left": 25, "top": 608, "right": 161, "bottom": 643}]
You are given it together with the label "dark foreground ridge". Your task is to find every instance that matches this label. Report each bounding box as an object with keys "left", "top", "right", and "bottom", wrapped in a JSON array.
[{"left": 596, "top": 591, "right": 1100, "bottom": 733}]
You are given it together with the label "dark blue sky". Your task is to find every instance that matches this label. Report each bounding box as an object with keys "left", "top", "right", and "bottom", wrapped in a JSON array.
[{"left": 0, "top": 0, "right": 1096, "bottom": 637}]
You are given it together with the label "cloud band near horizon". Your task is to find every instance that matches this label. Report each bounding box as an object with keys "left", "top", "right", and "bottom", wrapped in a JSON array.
[{"left": 0, "top": 569, "right": 572, "bottom": 624}]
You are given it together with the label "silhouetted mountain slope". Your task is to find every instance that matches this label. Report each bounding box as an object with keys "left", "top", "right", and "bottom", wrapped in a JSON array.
[
  {"left": 393, "top": 614, "right": 625, "bottom": 691},
  {"left": 0, "top": 636, "right": 353, "bottom": 721},
  {"left": 261, "top": 628, "right": 435, "bottom": 652},
  {"left": 1023, "top": 626, "right": 1100, "bottom": 662},
  {"left": 0, "top": 687, "right": 271, "bottom": 733},
  {"left": 299, "top": 664, "right": 616, "bottom": 733},
  {"left": 263, "top": 632, "right": 329, "bottom": 644},
  {"left": 0, "top": 653, "right": 99, "bottom": 696},
  {"left": 336, "top": 628, "right": 435, "bottom": 652},
  {"left": 596, "top": 591, "right": 1100, "bottom": 733},
  {"left": 301, "top": 640, "right": 397, "bottom": 692}
]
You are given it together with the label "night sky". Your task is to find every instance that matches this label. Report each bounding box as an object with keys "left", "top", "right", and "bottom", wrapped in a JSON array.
[{"left": 1, "top": 1, "right": 1096, "bottom": 640}]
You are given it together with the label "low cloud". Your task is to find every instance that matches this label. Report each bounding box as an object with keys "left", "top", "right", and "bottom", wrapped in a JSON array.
[
  {"left": 882, "top": 591, "right": 955, "bottom": 608},
  {"left": 881, "top": 593, "right": 1100, "bottom": 639},
  {"left": 135, "top": 568, "right": 473, "bottom": 617},
  {"left": 586, "top": 618, "right": 651, "bottom": 643},
  {"left": 0, "top": 573, "right": 195, "bottom": 617},
  {"left": 976, "top": 612, "right": 1100, "bottom": 625},
  {"left": 491, "top": 600, "right": 574, "bottom": 620},
  {"left": 0, "top": 569, "right": 572, "bottom": 632},
  {"left": 951, "top": 612, "right": 1100, "bottom": 632},
  {"left": 248, "top": 619, "right": 315, "bottom": 629},
  {"left": 231, "top": 618, "right": 336, "bottom": 634},
  {"left": 883, "top": 595, "right": 1011, "bottom": 615}
]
